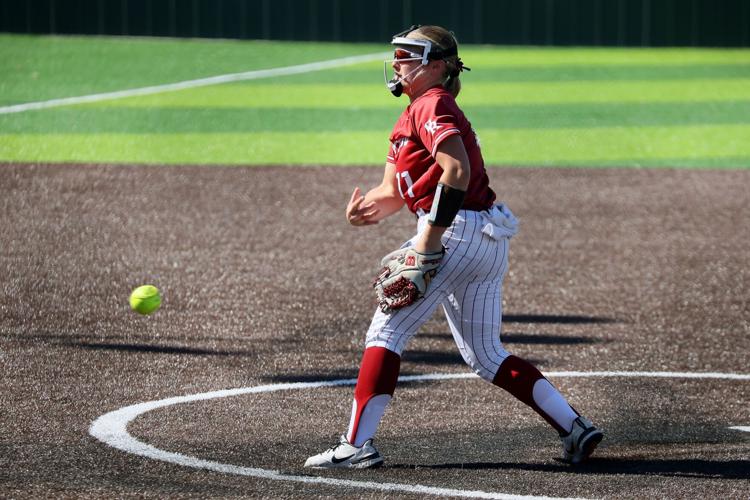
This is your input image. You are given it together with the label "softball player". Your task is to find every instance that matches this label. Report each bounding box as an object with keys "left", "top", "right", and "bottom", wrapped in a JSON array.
[{"left": 305, "top": 25, "right": 602, "bottom": 469}]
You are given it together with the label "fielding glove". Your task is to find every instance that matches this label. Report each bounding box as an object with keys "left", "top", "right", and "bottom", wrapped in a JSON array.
[{"left": 373, "top": 247, "right": 444, "bottom": 312}]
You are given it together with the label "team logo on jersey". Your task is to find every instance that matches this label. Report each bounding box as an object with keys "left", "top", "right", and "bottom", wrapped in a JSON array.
[
  {"left": 424, "top": 119, "right": 442, "bottom": 135},
  {"left": 391, "top": 137, "right": 409, "bottom": 158}
]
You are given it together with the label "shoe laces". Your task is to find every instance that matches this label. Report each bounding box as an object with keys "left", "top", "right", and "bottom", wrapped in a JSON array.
[{"left": 326, "top": 440, "right": 345, "bottom": 453}]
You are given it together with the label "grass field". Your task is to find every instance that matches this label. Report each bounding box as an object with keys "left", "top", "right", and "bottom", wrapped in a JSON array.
[{"left": 1, "top": 34, "right": 750, "bottom": 167}]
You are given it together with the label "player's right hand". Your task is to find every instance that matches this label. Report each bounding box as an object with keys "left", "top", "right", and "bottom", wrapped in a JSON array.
[{"left": 346, "top": 187, "right": 379, "bottom": 226}]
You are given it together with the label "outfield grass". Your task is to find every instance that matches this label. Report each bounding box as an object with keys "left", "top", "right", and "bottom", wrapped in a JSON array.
[{"left": 1, "top": 34, "right": 749, "bottom": 168}]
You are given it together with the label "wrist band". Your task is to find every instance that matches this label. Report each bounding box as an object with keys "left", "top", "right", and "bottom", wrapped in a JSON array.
[{"left": 428, "top": 183, "right": 466, "bottom": 227}]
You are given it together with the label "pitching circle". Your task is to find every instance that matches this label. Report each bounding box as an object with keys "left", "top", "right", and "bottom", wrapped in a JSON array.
[{"left": 90, "top": 371, "right": 750, "bottom": 500}]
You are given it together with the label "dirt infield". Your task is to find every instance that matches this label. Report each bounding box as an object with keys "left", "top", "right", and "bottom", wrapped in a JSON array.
[{"left": 1, "top": 163, "right": 748, "bottom": 499}]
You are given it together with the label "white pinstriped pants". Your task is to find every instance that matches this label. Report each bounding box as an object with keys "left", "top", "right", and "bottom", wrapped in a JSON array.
[{"left": 365, "top": 205, "right": 518, "bottom": 381}]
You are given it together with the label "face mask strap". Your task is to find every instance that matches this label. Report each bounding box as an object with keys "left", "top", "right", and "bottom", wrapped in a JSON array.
[
  {"left": 392, "top": 24, "right": 421, "bottom": 38},
  {"left": 384, "top": 60, "right": 424, "bottom": 97}
]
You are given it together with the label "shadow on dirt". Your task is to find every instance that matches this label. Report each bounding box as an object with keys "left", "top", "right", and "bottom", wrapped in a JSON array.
[
  {"left": 262, "top": 373, "right": 358, "bottom": 383},
  {"left": 419, "top": 331, "right": 601, "bottom": 345},
  {"left": 401, "top": 350, "right": 466, "bottom": 365},
  {"left": 70, "top": 341, "right": 253, "bottom": 356},
  {"left": 502, "top": 333, "right": 601, "bottom": 345},
  {"left": 401, "top": 349, "right": 545, "bottom": 366},
  {"left": 391, "top": 458, "right": 750, "bottom": 480},
  {"left": 503, "top": 314, "right": 619, "bottom": 324}
]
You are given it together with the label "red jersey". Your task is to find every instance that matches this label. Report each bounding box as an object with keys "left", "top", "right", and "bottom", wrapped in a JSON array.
[{"left": 386, "top": 86, "right": 495, "bottom": 215}]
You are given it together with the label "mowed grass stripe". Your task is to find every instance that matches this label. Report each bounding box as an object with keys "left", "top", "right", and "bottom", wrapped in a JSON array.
[
  {"left": 4, "top": 101, "right": 750, "bottom": 133},
  {"left": 478, "top": 126, "right": 750, "bottom": 166},
  {"left": 95, "top": 79, "right": 750, "bottom": 108},
  {"left": 245, "top": 63, "right": 750, "bottom": 84},
  {"left": 0, "top": 34, "right": 384, "bottom": 105},
  {"left": 457, "top": 47, "right": 750, "bottom": 66},
  {"left": 0, "top": 132, "right": 387, "bottom": 164},
  {"left": 3, "top": 125, "right": 749, "bottom": 167}
]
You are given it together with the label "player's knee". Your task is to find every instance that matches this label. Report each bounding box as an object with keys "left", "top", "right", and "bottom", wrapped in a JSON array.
[
  {"left": 463, "top": 352, "right": 507, "bottom": 382},
  {"left": 472, "top": 365, "right": 497, "bottom": 382},
  {"left": 457, "top": 338, "right": 509, "bottom": 381},
  {"left": 365, "top": 319, "right": 419, "bottom": 356}
]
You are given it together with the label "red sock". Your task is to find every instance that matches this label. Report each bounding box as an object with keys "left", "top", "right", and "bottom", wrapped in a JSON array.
[
  {"left": 492, "top": 355, "right": 576, "bottom": 434},
  {"left": 347, "top": 347, "right": 401, "bottom": 445}
]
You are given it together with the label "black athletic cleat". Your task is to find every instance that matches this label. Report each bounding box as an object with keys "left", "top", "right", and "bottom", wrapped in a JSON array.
[{"left": 560, "top": 416, "right": 603, "bottom": 464}]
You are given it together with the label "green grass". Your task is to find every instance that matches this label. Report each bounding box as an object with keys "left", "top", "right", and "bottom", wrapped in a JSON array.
[
  {"left": 4, "top": 125, "right": 747, "bottom": 167},
  {"left": 1, "top": 34, "right": 749, "bottom": 168},
  {"left": 0, "top": 34, "right": 384, "bottom": 105}
]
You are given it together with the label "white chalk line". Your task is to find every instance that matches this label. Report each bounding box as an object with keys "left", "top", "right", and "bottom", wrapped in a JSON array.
[
  {"left": 0, "top": 52, "right": 386, "bottom": 115},
  {"left": 89, "top": 370, "right": 750, "bottom": 499}
]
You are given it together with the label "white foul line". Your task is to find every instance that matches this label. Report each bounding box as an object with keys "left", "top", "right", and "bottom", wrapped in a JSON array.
[
  {"left": 0, "top": 52, "right": 386, "bottom": 115},
  {"left": 89, "top": 370, "right": 750, "bottom": 499}
]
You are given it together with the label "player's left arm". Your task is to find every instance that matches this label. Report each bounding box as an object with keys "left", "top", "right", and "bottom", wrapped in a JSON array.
[
  {"left": 414, "top": 134, "right": 470, "bottom": 253},
  {"left": 374, "top": 136, "right": 468, "bottom": 311}
]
